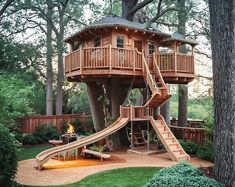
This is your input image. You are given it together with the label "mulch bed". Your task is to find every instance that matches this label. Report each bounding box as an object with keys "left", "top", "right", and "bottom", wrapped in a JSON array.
[{"left": 199, "top": 166, "right": 214, "bottom": 178}]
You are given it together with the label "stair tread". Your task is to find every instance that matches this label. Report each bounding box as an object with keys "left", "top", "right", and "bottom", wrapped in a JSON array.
[
  {"left": 177, "top": 154, "right": 189, "bottom": 158},
  {"left": 167, "top": 142, "right": 179, "bottom": 145},
  {"left": 171, "top": 148, "right": 183, "bottom": 152}
]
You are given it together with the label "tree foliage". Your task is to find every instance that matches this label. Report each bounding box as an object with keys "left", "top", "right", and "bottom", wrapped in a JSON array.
[{"left": 0, "top": 123, "right": 20, "bottom": 186}]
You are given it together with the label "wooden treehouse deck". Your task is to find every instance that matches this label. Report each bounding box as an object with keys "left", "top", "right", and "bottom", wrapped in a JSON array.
[{"left": 64, "top": 46, "right": 195, "bottom": 84}]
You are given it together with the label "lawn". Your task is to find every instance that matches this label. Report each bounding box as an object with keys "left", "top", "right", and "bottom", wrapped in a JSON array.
[
  {"left": 17, "top": 145, "right": 160, "bottom": 187},
  {"left": 17, "top": 145, "right": 53, "bottom": 161},
  {"left": 20, "top": 167, "right": 159, "bottom": 187}
]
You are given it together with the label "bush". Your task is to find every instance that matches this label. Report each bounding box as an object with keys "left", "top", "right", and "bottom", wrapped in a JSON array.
[
  {"left": 144, "top": 162, "right": 224, "bottom": 187},
  {"left": 22, "top": 133, "right": 37, "bottom": 145},
  {"left": 0, "top": 124, "right": 19, "bottom": 186},
  {"left": 33, "top": 124, "right": 59, "bottom": 143},
  {"left": 179, "top": 140, "right": 199, "bottom": 154},
  {"left": 196, "top": 141, "right": 214, "bottom": 162}
]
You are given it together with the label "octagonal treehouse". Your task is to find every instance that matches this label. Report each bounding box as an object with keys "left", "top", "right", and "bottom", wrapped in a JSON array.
[{"left": 64, "top": 17, "right": 197, "bottom": 85}]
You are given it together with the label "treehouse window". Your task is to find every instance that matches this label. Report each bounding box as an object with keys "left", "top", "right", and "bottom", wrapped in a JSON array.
[
  {"left": 117, "top": 36, "right": 124, "bottom": 48},
  {"left": 148, "top": 43, "right": 155, "bottom": 55},
  {"left": 94, "top": 37, "right": 101, "bottom": 47}
]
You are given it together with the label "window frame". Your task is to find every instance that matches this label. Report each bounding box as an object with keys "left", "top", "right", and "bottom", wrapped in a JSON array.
[
  {"left": 148, "top": 42, "right": 155, "bottom": 55},
  {"left": 94, "top": 36, "right": 101, "bottom": 47},
  {"left": 116, "top": 35, "right": 125, "bottom": 48}
]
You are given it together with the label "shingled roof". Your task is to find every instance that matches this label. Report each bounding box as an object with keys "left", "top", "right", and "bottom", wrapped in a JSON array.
[
  {"left": 162, "top": 32, "right": 198, "bottom": 46},
  {"left": 64, "top": 16, "right": 170, "bottom": 42},
  {"left": 64, "top": 16, "right": 198, "bottom": 46}
]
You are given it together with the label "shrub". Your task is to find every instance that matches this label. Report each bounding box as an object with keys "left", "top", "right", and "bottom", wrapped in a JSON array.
[
  {"left": 144, "top": 162, "right": 224, "bottom": 187},
  {"left": 34, "top": 124, "right": 59, "bottom": 143},
  {"left": 22, "top": 133, "right": 37, "bottom": 145},
  {"left": 88, "top": 145, "right": 104, "bottom": 153},
  {"left": 196, "top": 141, "right": 214, "bottom": 162},
  {"left": 179, "top": 140, "right": 199, "bottom": 154},
  {"left": 0, "top": 124, "right": 19, "bottom": 186}
]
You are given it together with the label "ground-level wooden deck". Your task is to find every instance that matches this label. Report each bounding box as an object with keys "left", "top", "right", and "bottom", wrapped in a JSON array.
[
  {"left": 16, "top": 150, "right": 213, "bottom": 186},
  {"left": 65, "top": 46, "right": 195, "bottom": 84}
]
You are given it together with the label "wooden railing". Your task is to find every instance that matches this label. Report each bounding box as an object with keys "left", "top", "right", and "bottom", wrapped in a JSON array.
[
  {"left": 177, "top": 54, "right": 194, "bottom": 73},
  {"left": 156, "top": 53, "right": 175, "bottom": 71},
  {"left": 169, "top": 125, "right": 213, "bottom": 145},
  {"left": 64, "top": 46, "right": 194, "bottom": 75},
  {"left": 156, "top": 53, "right": 194, "bottom": 73}
]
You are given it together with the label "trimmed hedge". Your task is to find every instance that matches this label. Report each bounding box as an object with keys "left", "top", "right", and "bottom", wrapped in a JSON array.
[
  {"left": 179, "top": 140, "right": 199, "bottom": 154},
  {"left": 0, "top": 124, "right": 19, "bottom": 186},
  {"left": 196, "top": 141, "right": 214, "bottom": 162},
  {"left": 144, "top": 162, "right": 224, "bottom": 187}
]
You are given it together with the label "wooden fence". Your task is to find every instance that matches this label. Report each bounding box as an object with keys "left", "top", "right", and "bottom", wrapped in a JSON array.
[
  {"left": 170, "top": 126, "right": 213, "bottom": 145},
  {"left": 19, "top": 114, "right": 91, "bottom": 133}
]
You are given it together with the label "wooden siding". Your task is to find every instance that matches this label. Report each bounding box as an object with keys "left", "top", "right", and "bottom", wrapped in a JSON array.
[{"left": 20, "top": 114, "right": 91, "bottom": 133}]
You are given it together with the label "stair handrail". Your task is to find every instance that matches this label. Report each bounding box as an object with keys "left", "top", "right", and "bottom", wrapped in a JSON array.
[
  {"left": 135, "top": 49, "right": 158, "bottom": 94},
  {"left": 153, "top": 52, "right": 168, "bottom": 89}
]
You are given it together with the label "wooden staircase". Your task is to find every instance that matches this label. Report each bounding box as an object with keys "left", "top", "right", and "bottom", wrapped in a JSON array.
[
  {"left": 150, "top": 115, "right": 190, "bottom": 161},
  {"left": 139, "top": 52, "right": 189, "bottom": 161}
]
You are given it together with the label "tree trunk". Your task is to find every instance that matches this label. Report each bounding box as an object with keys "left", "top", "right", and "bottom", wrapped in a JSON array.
[
  {"left": 160, "top": 100, "right": 171, "bottom": 125},
  {"left": 121, "top": 0, "right": 138, "bottom": 21},
  {"left": 110, "top": 78, "right": 129, "bottom": 145},
  {"left": 46, "top": 0, "right": 53, "bottom": 116},
  {"left": 177, "top": 84, "right": 188, "bottom": 127},
  {"left": 209, "top": 0, "right": 235, "bottom": 186},
  {"left": 55, "top": 9, "right": 65, "bottom": 115},
  {"left": 177, "top": 0, "right": 188, "bottom": 127},
  {"left": 86, "top": 82, "right": 105, "bottom": 131}
]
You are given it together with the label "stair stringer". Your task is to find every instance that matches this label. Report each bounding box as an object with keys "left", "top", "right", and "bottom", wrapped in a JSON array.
[{"left": 149, "top": 115, "right": 190, "bottom": 162}]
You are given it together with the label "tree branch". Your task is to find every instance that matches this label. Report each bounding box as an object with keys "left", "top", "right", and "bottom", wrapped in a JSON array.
[
  {"left": 145, "top": 6, "right": 178, "bottom": 28},
  {"left": 0, "top": 0, "right": 14, "bottom": 18},
  {"left": 127, "top": 0, "right": 154, "bottom": 17}
]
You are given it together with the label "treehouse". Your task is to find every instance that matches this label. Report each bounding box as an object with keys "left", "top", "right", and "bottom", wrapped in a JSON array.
[
  {"left": 64, "top": 16, "right": 198, "bottom": 85},
  {"left": 35, "top": 17, "right": 198, "bottom": 169}
]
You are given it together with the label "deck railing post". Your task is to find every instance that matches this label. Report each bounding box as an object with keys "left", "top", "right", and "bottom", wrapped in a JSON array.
[
  {"left": 80, "top": 48, "right": 83, "bottom": 74},
  {"left": 174, "top": 42, "right": 177, "bottom": 72},
  {"left": 192, "top": 45, "right": 195, "bottom": 74},
  {"left": 133, "top": 48, "right": 135, "bottom": 71},
  {"left": 109, "top": 45, "right": 112, "bottom": 70}
]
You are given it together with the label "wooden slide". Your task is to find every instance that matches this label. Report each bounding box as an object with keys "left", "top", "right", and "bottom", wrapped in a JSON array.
[{"left": 36, "top": 117, "right": 129, "bottom": 170}]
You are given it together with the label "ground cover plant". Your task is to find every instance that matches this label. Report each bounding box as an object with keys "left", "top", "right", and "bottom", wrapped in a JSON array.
[{"left": 144, "top": 162, "right": 224, "bottom": 187}]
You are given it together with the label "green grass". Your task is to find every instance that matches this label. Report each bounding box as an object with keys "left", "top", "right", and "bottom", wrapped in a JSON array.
[
  {"left": 20, "top": 167, "right": 160, "bottom": 187},
  {"left": 17, "top": 145, "right": 53, "bottom": 161}
]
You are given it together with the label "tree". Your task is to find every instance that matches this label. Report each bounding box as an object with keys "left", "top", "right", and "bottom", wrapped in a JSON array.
[
  {"left": 121, "top": 0, "right": 154, "bottom": 21},
  {"left": 209, "top": 0, "right": 235, "bottom": 186},
  {"left": 46, "top": 0, "right": 54, "bottom": 115},
  {"left": 0, "top": 0, "right": 14, "bottom": 19}
]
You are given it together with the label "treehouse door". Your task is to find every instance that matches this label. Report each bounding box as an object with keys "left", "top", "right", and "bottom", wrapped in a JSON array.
[{"left": 134, "top": 40, "right": 142, "bottom": 52}]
